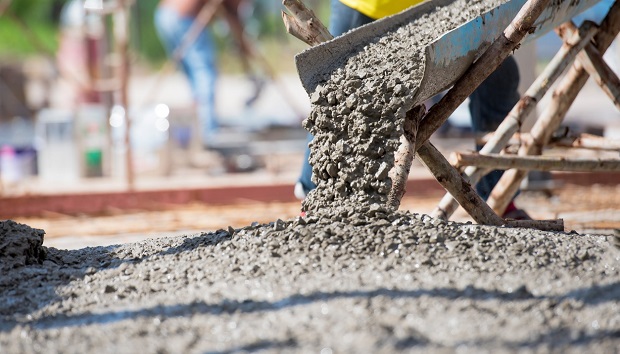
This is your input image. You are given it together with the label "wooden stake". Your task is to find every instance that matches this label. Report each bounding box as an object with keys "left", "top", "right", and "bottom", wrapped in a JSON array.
[
  {"left": 477, "top": 131, "right": 620, "bottom": 152},
  {"left": 486, "top": 0, "right": 620, "bottom": 215},
  {"left": 281, "top": 0, "right": 333, "bottom": 46},
  {"left": 387, "top": 106, "right": 424, "bottom": 210},
  {"left": 114, "top": 0, "right": 134, "bottom": 190},
  {"left": 505, "top": 219, "right": 564, "bottom": 232},
  {"left": 417, "top": 143, "right": 505, "bottom": 226}
]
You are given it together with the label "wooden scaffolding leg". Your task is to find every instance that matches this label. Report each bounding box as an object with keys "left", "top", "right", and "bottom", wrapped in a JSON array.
[
  {"left": 417, "top": 143, "right": 505, "bottom": 226},
  {"left": 412, "top": 0, "right": 552, "bottom": 226},
  {"left": 431, "top": 20, "right": 598, "bottom": 220},
  {"left": 417, "top": 143, "right": 564, "bottom": 231},
  {"left": 413, "top": 0, "right": 552, "bottom": 150},
  {"left": 558, "top": 21, "right": 620, "bottom": 110},
  {"left": 281, "top": 0, "right": 333, "bottom": 45},
  {"left": 387, "top": 106, "right": 424, "bottom": 210},
  {"left": 486, "top": 0, "right": 620, "bottom": 215}
]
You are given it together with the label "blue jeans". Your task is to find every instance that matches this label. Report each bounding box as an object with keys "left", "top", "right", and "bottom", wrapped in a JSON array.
[
  {"left": 298, "top": 0, "right": 520, "bottom": 202},
  {"left": 155, "top": 6, "right": 218, "bottom": 144}
]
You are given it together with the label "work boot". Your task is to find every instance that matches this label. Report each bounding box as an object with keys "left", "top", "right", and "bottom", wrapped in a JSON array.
[{"left": 502, "top": 201, "right": 532, "bottom": 220}]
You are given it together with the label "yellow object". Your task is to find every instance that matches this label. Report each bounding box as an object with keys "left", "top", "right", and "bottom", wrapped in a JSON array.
[{"left": 339, "top": 0, "right": 425, "bottom": 19}]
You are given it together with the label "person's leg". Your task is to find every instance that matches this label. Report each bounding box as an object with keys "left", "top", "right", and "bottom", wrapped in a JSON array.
[
  {"left": 297, "top": 1, "right": 374, "bottom": 197},
  {"left": 154, "top": 7, "right": 218, "bottom": 145},
  {"left": 469, "top": 55, "right": 520, "bottom": 201},
  {"left": 296, "top": 132, "right": 316, "bottom": 198},
  {"left": 184, "top": 28, "right": 218, "bottom": 144},
  {"left": 329, "top": 0, "right": 374, "bottom": 36}
]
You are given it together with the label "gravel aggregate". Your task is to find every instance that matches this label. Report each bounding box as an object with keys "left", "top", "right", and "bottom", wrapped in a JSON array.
[{"left": 2, "top": 0, "right": 620, "bottom": 352}]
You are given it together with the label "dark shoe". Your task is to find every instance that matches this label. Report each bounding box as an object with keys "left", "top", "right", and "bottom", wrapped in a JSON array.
[
  {"left": 503, "top": 208, "right": 532, "bottom": 220},
  {"left": 502, "top": 201, "right": 532, "bottom": 220}
]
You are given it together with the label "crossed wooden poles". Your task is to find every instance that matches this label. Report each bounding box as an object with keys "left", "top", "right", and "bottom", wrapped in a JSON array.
[{"left": 283, "top": 0, "right": 620, "bottom": 231}]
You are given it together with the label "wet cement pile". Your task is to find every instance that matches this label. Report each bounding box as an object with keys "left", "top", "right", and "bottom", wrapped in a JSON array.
[
  {"left": 0, "top": 220, "right": 46, "bottom": 270},
  {"left": 1, "top": 1, "right": 619, "bottom": 352},
  {"left": 302, "top": 0, "right": 505, "bottom": 214},
  {"left": 1, "top": 212, "right": 619, "bottom": 353}
]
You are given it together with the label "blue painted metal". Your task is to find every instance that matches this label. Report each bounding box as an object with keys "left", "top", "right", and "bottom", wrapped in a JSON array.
[
  {"left": 296, "top": 0, "right": 605, "bottom": 105},
  {"left": 416, "top": 0, "right": 604, "bottom": 103}
]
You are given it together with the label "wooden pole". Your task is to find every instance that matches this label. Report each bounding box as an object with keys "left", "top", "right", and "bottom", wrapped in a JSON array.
[
  {"left": 414, "top": 0, "right": 552, "bottom": 151},
  {"left": 281, "top": 0, "right": 333, "bottom": 46},
  {"left": 115, "top": 0, "right": 134, "bottom": 190},
  {"left": 431, "top": 12, "right": 596, "bottom": 220},
  {"left": 452, "top": 152, "right": 620, "bottom": 172},
  {"left": 387, "top": 106, "right": 424, "bottom": 210},
  {"left": 417, "top": 143, "right": 505, "bottom": 226},
  {"left": 557, "top": 21, "right": 620, "bottom": 111},
  {"left": 486, "top": 0, "right": 620, "bottom": 215},
  {"left": 505, "top": 219, "right": 564, "bottom": 232},
  {"left": 551, "top": 133, "right": 620, "bottom": 151},
  {"left": 419, "top": 144, "right": 564, "bottom": 231}
]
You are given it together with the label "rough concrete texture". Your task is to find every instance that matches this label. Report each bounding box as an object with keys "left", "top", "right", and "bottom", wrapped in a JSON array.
[
  {"left": 1, "top": 212, "right": 619, "bottom": 353},
  {"left": 2, "top": 0, "right": 620, "bottom": 352},
  {"left": 302, "top": 0, "right": 505, "bottom": 214},
  {"left": 0, "top": 220, "right": 46, "bottom": 270}
]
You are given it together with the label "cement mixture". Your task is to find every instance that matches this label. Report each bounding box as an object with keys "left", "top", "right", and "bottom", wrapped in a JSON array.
[
  {"left": 2, "top": 0, "right": 620, "bottom": 352},
  {"left": 302, "top": 0, "right": 505, "bottom": 213},
  {"left": 0, "top": 220, "right": 46, "bottom": 271},
  {"left": 1, "top": 214, "right": 619, "bottom": 353}
]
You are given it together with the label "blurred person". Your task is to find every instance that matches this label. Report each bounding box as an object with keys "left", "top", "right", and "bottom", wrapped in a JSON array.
[
  {"left": 155, "top": 0, "right": 245, "bottom": 147},
  {"left": 295, "top": 0, "right": 529, "bottom": 219},
  {"left": 57, "top": 0, "right": 106, "bottom": 106}
]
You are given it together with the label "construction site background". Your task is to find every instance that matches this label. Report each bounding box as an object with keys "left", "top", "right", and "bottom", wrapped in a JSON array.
[{"left": 0, "top": 0, "right": 619, "bottom": 248}]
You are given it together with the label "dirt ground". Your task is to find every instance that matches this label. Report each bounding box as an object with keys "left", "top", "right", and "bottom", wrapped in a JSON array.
[
  {"left": 1, "top": 184, "right": 619, "bottom": 353},
  {"left": 13, "top": 184, "right": 620, "bottom": 249}
]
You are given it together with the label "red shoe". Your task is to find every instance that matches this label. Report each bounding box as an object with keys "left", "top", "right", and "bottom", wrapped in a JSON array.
[{"left": 502, "top": 201, "right": 532, "bottom": 220}]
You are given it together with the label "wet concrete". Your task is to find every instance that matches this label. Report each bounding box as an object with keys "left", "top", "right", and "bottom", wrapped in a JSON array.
[
  {"left": 0, "top": 220, "right": 46, "bottom": 270},
  {"left": 302, "top": 0, "right": 506, "bottom": 214},
  {"left": 1, "top": 212, "right": 619, "bottom": 353},
  {"left": 1, "top": 0, "right": 619, "bottom": 352}
]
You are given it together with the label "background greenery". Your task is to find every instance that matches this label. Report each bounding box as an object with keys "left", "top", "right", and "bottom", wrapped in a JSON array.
[{"left": 0, "top": 0, "right": 331, "bottom": 71}]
